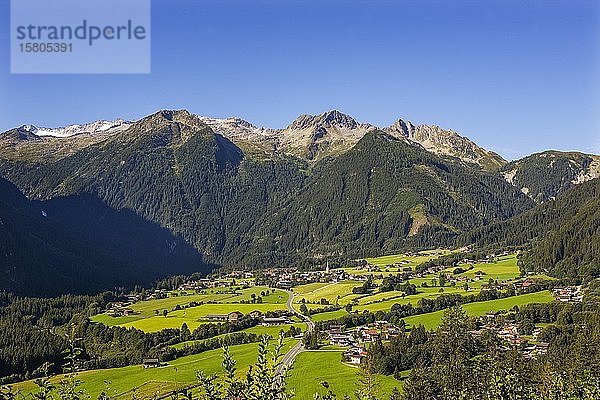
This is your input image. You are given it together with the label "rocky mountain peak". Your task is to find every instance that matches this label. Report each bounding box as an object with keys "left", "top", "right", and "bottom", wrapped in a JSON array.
[
  {"left": 387, "top": 119, "right": 415, "bottom": 137},
  {"left": 384, "top": 119, "right": 506, "bottom": 170},
  {"left": 146, "top": 109, "right": 195, "bottom": 124},
  {"left": 287, "top": 110, "right": 358, "bottom": 130},
  {"left": 9, "top": 126, "right": 42, "bottom": 141},
  {"left": 137, "top": 109, "right": 207, "bottom": 131}
]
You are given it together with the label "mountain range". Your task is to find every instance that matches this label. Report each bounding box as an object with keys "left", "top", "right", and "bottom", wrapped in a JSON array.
[{"left": 0, "top": 109, "right": 598, "bottom": 295}]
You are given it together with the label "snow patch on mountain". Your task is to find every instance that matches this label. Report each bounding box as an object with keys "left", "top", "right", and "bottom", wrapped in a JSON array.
[{"left": 19, "top": 119, "right": 132, "bottom": 138}]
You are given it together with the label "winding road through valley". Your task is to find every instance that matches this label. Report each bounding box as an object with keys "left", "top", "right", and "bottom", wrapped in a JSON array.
[{"left": 275, "top": 289, "right": 315, "bottom": 378}]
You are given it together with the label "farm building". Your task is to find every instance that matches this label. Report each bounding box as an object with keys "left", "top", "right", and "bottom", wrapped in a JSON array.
[
  {"left": 204, "top": 311, "right": 244, "bottom": 322},
  {"left": 142, "top": 359, "right": 160, "bottom": 368}
]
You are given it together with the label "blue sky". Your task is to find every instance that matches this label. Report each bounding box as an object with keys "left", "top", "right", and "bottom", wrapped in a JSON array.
[{"left": 1, "top": 0, "right": 599, "bottom": 159}]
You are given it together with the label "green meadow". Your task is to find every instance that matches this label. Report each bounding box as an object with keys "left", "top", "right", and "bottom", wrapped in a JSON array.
[
  {"left": 403, "top": 290, "right": 555, "bottom": 330},
  {"left": 118, "top": 303, "right": 288, "bottom": 333},
  {"left": 444, "top": 254, "right": 522, "bottom": 283},
  {"left": 292, "top": 282, "right": 330, "bottom": 294},
  {"left": 287, "top": 350, "right": 401, "bottom": 398},
  {"left": 293, "top": 280, "right": 362, "bottom": 306},
  {"left": 364, "top": 249, "right": 451, "bottom": 267},
  {"left": 91, "top": 286, "right": 289, "bottom": 332},
  {"left": 305, "top": 252, "right": 525, "bottom": 318},
  {"left": 14, "top": 340, "right": 299, "bottom": 399},
  {"left": 310, "top": 309, "right": 350, "bottom": 322}
]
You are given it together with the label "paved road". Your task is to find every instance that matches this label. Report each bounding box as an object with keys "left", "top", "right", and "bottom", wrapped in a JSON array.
[{"left": 275, "top": 290, "right": 314, "bottom": 378}]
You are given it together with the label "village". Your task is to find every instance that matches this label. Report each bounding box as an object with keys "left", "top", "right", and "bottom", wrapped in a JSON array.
[{"left": 99, "top": 250, "right": 585, "bottom": 376}]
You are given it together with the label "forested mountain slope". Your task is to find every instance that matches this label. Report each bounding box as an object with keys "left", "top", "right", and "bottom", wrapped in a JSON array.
[
  {"left": 0, "top": 177, "right": 206, "bottom": 296},
  {"left": 461, "top": 178, "right": 600, "bottom": 280},
  {"left": 246, "top": 131, "right": 532, "bottom": 263}
]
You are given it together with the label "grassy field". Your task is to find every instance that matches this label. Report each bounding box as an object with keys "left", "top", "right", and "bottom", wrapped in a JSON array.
[
  {"left": 364, "top": 249, "right": 450, "bottom": 267},
  {"left": 293, "top": 281, "right": 362, "bottom": 306},
  {"left": 15, "top": 340, "right": 299, "bottom": 399},
  {"left": 311, "top": 288, "right": 553, "bottom": 326},
  {"left": 311, "top": 309, "right": 350, "bottom": 322},
  {"left": 288, "top": 350, "right": 400, "bottom": 398},
  {"left": 118, "top": 303, "right": 288, "bottom": 332},
  {"left": 403, "top": 291, "right": 555, "bottom": 330},
  {"left": 287, "top": 252, "right": 525, "bottom": 321},
  {"left": 354, "top": 288, "right": 478, "bottom": 313},
  {"left": 292, "top": 282, "right": 330, "bottom": 294},
  {"left": 90, "top": 286, "right": 289, "bottom": 332},
  {"left": 90, "top": 292, "right": 235, "bottom": 327},
  {"left": 445, "top": 254, "right": 521, "bottom": 284}
]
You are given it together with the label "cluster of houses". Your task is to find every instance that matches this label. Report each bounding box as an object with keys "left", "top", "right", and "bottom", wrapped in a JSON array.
[
  {"left": 202, "top": 310, "right": 291, "bottom": 326},
  {"left": 470, "top": 314, "right": 549, "bottom": 359},
  {"left": 176, "top": 277, "right": 254, "bottom": 291},
  {"left": 326, "top": 321, "right": 402, "bottom": 365},
  {"left": 552, "top": 286, "right": 583, "bottom": 302},
  {"left": 257, "top": 266, "right": 350, "bottom": 289},
  {"left": 326, "top": 314, "right": 552, "bottom": 366},
  {"left": 176, "top": 265, "right": 352, "bottom": 292},
  {"left": 107, "top": 301, "right": 137, "bottom": 317}
]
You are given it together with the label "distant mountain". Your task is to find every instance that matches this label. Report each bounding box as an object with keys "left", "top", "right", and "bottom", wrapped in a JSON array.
[
  {"left": 500, "top": 151, "right": 600, "bottom": 203},
  {"left": 0, "top": 123, "right": 129, "bottom": 163},
  {"left": 0, "top": 176, "right": 206, "bottom": 296},
  {"left": 0, "top": 110, "right": 533, "bottom": 275},
  {"left": 1, "top": 109, "right": 510, "bottom": 169},
  {"left": 19, "top": 119, "right": 131, "bottom": 138}
]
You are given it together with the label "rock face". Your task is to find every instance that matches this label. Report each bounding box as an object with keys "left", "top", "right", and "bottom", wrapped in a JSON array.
[
  {"left": 385, "top": 120, "right": 506, "bottom": 170},
  {"left": 276, "top": 110, "right": 376, "bottom": 160}
]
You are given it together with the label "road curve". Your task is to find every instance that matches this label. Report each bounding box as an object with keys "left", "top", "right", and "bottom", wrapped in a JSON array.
[{"left": 275, "top": 289, "right": 314, "bottom": 378}]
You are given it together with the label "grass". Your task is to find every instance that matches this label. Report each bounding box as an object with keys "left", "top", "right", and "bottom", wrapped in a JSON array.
[
  {"left": 14, "top": 340, "right": 299, "bottom": 399},
  {"left": 292, "top": 282, "right": 330, "bottom": 294},
  {"left": 358, "top": 288, "right": 470, "bottom": 311},
  {"left": 287, "top": 350, "right": 400, "bottom": 398},
  {"left": 89, "top": 291, "right": 238, "bottom": 327},
  {"left": 220, "top": 287, "right": 289, "bottom": 304},
  {"left": 403, "top": 291, "right": 555, "bottom": 330},
  {"left": 445, "top": 254, "right": 521, "bottom": 283},
  {"left": 118, "top": 303, "right": 288, "bottom": 333},
  {"left": 311, "top": 309, "right": 350, "bottom": 322},
  {"left": 90, "top": 286, "right": 289, "bottom": 332},
  {"left": 364, "top": 249, "right": 450, "bottom": 267},
  {"left": 293, "top": 281, "right": 362, "bottom": 306}
]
